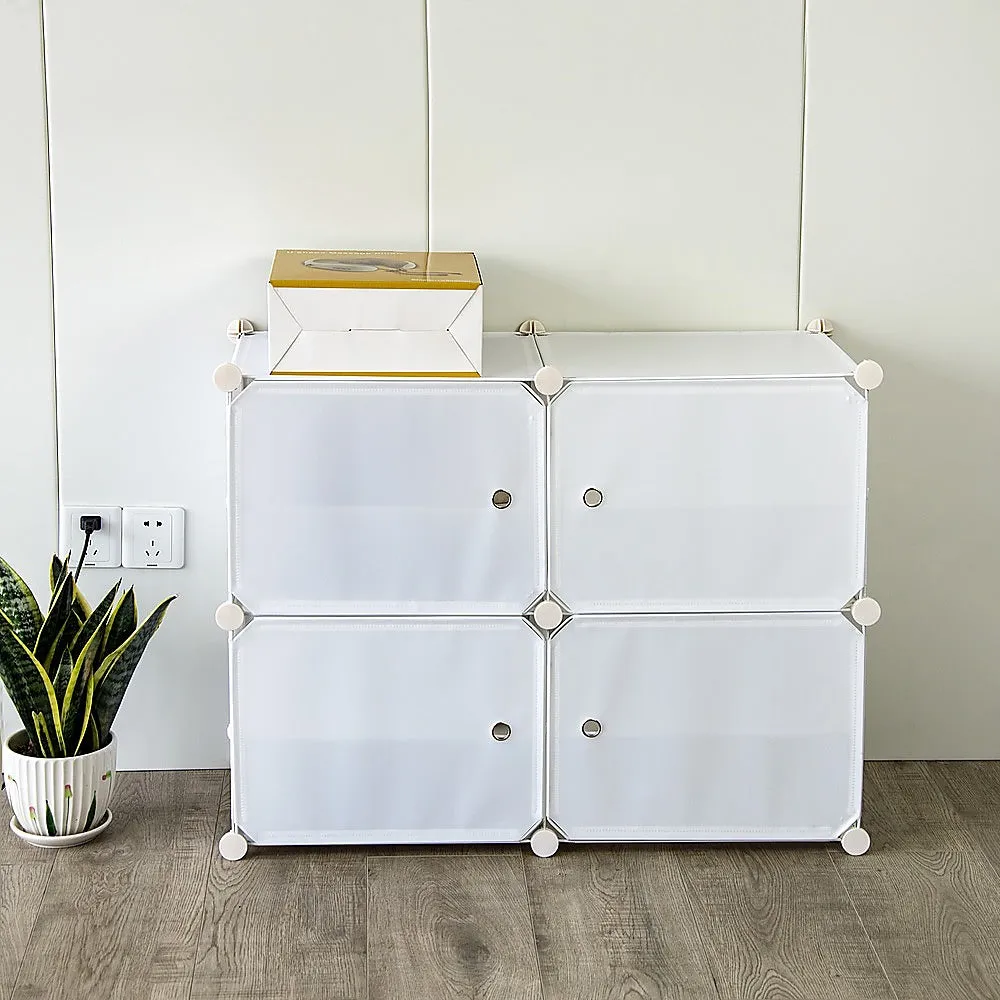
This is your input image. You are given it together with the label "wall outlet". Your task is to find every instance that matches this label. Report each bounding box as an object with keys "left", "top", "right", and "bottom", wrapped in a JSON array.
[
  {"left": 122, "top": 507, "right": 185, "bottom": 569},
  {"left": 59, "top": 506, "right": 123, "bottom": 568}
]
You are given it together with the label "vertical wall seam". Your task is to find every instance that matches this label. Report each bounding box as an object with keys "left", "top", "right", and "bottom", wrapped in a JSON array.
[
  {"left": 38, "top": 0, "right": 60, "bottom": 532},
  {"left": 795, "top": 0, "right": 809, "bottom": 328},
  {"left": 424, "top": 0, "right": 432, "bottom": 252}
]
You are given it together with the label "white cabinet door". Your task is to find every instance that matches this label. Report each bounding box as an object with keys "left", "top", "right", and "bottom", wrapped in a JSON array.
[
  {"left": 231, "top": 617, "right": 543, "bottom": 845},
  {"left": 549, "top": 379, "right": 866, "bottom": 612},
  {"left": 230, "top": 381, "right": 544, "bottom": 615},
  {"left": 549, "top": 614, "right": 863, "bottom": 842}
]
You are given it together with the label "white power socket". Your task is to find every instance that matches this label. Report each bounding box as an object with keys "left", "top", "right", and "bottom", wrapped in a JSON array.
[
  {"left": 59, "top": 506, "right": 123, "bottom": 568},
  {"left": 122, "top": 507, "right": 185, "bottom": 569}
]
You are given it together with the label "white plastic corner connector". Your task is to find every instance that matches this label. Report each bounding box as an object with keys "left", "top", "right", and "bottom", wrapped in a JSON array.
[
  {"left": 213, "top": 362, "right": 244, "bottom": 393},
  {"left": 533, "top": 366, "right": 563, "bottom": 396},
  {"left": 806, "top": 317, "right": 834, "bottom": 335},
  {"left": 854, "top": 359, "right": 884, "bottom": 390},
  {"left": 517, "top": 319, "right": 547, "bottom": 336},
  {"left": 219, "top": 830, "right": 248, "bottom": 861},
  {"left": 215, "top": 601, "right": 246, "bottom": 631},
  {"left": 226, "top": 318, "right": 255, "bottom": 342},
  {"left": 529, "top": 827, "right": 560, "bottom": 857},
  {"left": 532, "top": 600, "right": 564, "bottom": 631},
  {"left": 841, "top": 827, "right": 871, "bottom": 855},
  {"left": 851, "top": 596, "right": 881, "bottom": 627}
]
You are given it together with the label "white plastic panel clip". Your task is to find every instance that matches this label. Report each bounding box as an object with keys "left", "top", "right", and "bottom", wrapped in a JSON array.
[
  {"left": 213, "top": 362, "right": 245, "bottom": 393},
  {"left": 227, "top": 318, "right": 255, "bottom": 342},
  {"left": 841, "top": 826, "right": 871, "bottom": 855},
  {"left": 529, "top": 827, "right": 560, "bottom": 857},
  {"left": 853, "top": 359, "right": 883, "bottom": 390},
  {"left": 517, "top": 319, "right": 547, "bottom": 336},
  {"left": 215, "top": 601, "right": 246, "bottom": 632},
  {"left": 533, "top": 366, "right": 563, "bottom": 396},
  {"left": 850, "top": 596, "right": 881, "bottom": 627},
  {"left": 806, "top": 317, "right": 834, "bottom": 335},
  {"left": 219, "top": 830, "right": 248, "bottom": 860},
  {"left": 532, "top": 600, "right": 564, "bottom": 631}
]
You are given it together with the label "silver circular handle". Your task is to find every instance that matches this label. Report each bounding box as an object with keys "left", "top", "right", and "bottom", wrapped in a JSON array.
[
  {"left": 492, "top": 722, "right": 512, "bottom": 741},
  {"left": 492, "top": 489, "right": 512, "bottom": 509},
  {"left": 582, "top": 719, "right": 602, "bottom": 738},
  {"left": 582, "top": 488, "right": 603, "bottom": 508}
]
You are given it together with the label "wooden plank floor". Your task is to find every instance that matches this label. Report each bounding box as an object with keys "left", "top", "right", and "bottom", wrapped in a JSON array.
[{"left": 2, "top": 762, "right": 1000, "bottom": 1000}]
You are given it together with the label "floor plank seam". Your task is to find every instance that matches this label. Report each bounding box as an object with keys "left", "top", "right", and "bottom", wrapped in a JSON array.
[
  {"left": 365, "top": 853, "right": 370, "bottom": 1000},
  {"left": 517, "top": 849, "right": 547, "bottom": 1000},
  {"left": 185, "top": 772, "right": 228, "bottom": 1000},
  {"left": 7, "top": 852, "right": 58, "bottom": 1000},
  {"left": 825, "top": 848, "right": 901, "bottom": 1000},
  {"left": 366, "top": 850, "right": 517, "bottom": 858}
]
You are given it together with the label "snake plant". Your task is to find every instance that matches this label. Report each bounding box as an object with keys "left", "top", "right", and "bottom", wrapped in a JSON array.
[{"left": 0, "top": 554, "right": 175, "bottom": 758}]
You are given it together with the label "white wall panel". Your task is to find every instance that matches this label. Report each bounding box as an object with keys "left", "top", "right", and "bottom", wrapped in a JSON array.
[
  {"left": 429, "top": 0, "right": 804, "bottom": 331},
  {"left": 43, "top": 0, "right": 428, "bottom": 768},
  {"left": 801, "top": 1, "right": 1000, "bottom": 756},
  {"left": 0, "top": 0, "right": 58, "bottom": 747}
]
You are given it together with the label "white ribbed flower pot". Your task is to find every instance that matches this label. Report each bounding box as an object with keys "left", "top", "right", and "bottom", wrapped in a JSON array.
[{"left": 3, "top": 730, "right": 117, "bottom": 839}]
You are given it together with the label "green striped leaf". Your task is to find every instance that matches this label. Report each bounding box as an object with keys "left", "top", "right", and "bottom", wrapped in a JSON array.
[
  {"left": 0, "top": 619, "right": 66, "bottom": 755},
  {"left": 0, "top": 555, "right": 42, "bottom": 646},
  {"left": 45, "top": 801, "right": 57, "bottom": 837},
  {"left": 62, "top": 603, "right": 112, "bottom": 750},
  {"left": 104, "top": 586, "right": 136, "bottom": 662},
  {"left": 50, "top": 554, "right": 92, "bottom": 620},
  {"left": 73, "top": 662, "right": 96, "bottom": 756},
  {"left": 33, "top": 569, "right": 76, "bottom": 675},
  {"left": 33, "top": 711, "right": 55, "bottom": 756},
  {"left": 85, "top": 715, "right": 100, "bottom": 755},
  {"left": 42, "top": 614, "right": 77, "bottom": 679},
  {"left": 53, "top": 645, "right": 73, "bottom": 705},
  {"left": 69, "top": 580, "right": 120, "bottom": 661},
  {"left": 93, "top": 595, "right": 176, "bottom": 743}
]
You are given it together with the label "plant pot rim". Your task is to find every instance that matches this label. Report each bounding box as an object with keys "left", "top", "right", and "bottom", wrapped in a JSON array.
[{"left": 4, "top": 729, "right": 116, "bottom": 762}]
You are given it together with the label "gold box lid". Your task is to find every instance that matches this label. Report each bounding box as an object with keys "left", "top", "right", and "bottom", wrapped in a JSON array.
[{"left": 269, "top": 250, "right": 481, "bottom": 290}]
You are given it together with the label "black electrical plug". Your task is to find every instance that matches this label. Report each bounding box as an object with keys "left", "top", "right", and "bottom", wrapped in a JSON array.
[{"left": 75, "top": 515, "right": 103, "bottom": 579}]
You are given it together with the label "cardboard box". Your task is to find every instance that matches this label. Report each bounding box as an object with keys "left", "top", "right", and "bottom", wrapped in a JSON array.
[{"left": 267, "top": 250, "right": 483, "bottom": 376}]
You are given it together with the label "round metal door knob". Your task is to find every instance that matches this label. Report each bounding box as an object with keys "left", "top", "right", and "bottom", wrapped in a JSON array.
[
  {"left": 530, "top": 827, "right": 560, "bottom": 857},
  {"left": 215, "top": 601, "right": 245, "bottom": 631},
  {"left": 582, "top": 488, "right": 604, "bottom": 508},
  {"left": 533, "top": 366, "right": 564, "bottom": 396},
  {"left": 851, "top": 596, "right": 882, "bottom": 627},
  {"left": 492, "top": 489, "right": 512, "bottom": 509},
  {"left": 213, "top": 362, "right": 244, "bottom": 392},
  {"left": 492, "top": 722, "right": 512, "bottom": 742},
  {"left": 532, "top": 600, "right": 564, "bottom": 631},
  {"left": 841, "top": 827, "right": 871, "bottom": 855},
  {"left": 582, "top": 719, "right": 602, "bottom": 738}
]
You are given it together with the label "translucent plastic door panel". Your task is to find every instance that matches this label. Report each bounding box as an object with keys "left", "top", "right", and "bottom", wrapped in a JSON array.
[
  {"left": 549, "top": 614, "right": 863, "bottom": 841},
  {"left": 550, "top": 380, "right": 867, "bottom": 612},
  {"left": 232, "top": 617, "right": 543, "bottom": 844},
  {"left": 230, "top": 381, "right": 544, "bottom": 614}
]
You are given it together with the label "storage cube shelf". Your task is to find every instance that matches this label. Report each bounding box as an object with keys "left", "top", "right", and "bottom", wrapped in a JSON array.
[{"left": 218, "top": 329, "right": 878, "bottom": 859}]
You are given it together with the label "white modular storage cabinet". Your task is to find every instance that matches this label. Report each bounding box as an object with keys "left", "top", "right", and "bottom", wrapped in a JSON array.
[{"left": 216, "top": 328, "right": 881, "bottom": 860}]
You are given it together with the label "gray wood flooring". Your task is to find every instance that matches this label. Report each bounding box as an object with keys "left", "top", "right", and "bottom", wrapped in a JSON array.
[{"left": 2, "top": 762, "right": 999, "bottom": 1000}]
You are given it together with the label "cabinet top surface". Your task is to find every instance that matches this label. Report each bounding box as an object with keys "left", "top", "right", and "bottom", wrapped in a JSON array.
[
  {"left": 232, "top": 331, "right": 859, "bottom": 382},
  {"left": 536, "top": 331, "right": 858, "bottom": 380}
]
